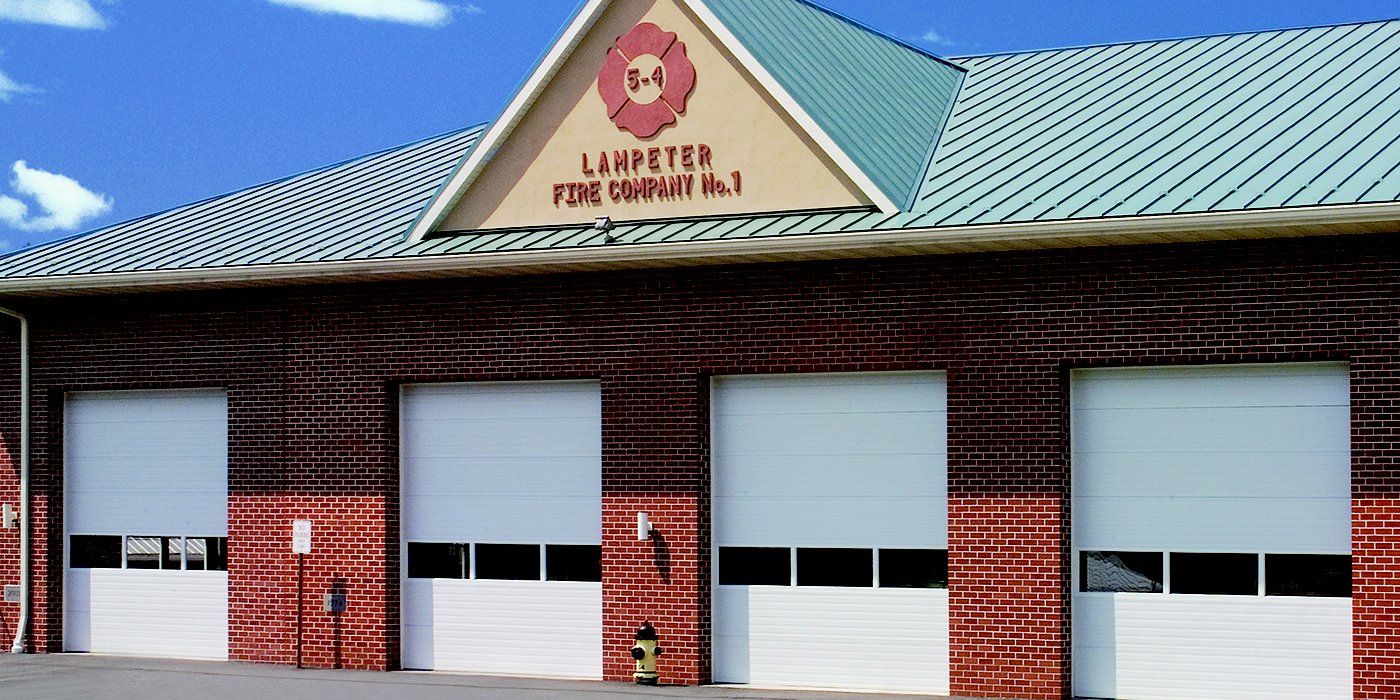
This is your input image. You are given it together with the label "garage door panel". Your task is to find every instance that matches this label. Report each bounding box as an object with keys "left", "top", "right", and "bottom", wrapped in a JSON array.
[
  {"left": 717, "top": 414, "right": 946, "bottom": 457},
  {"left": 405, "top": 456, "right": 599, "bottom": 488},
  {"left": 1072, "top": 363, "right": 1351, "bottom": 700},
  {"left": 65, "top": 569, "right": 228, "bottom": 660},
  {"left": 1071, "top": 365, "right": 1350, "bottom": 409},
  {"left": 406, "top": 495, "right": 602, "bottom": 544},
  {"left": 715, "top": 455, "right": 946, "bottom": 497},
  {"left": 65, "top": 390, "right": 230, "bottom": 660},
  {"left": 713, "top": 373, "right": 948, "bottom": 693},
  {"left": 718, "top": 496, "right": 946, "bottom": 549},
  {"left": 1074, "top": 406, "right": 1350, "bottom": 456},
  {"left": 402, "top": 418, "right": 600, "bottom": 456},
  {"left": 714, "top": 586, "right": 949, "bottom": 693},
  {"left": 403, "top": 579, "right": 602, "bottom": 678},
  {"left": 404, "top": 381, "right": 600, "bottom": 412},
  {"left": 66, "top": 390, "right": 228, "bottom": 537},
  {"left": 1075, "top": 496, "right": 1351, "bottom": 553},
  {"left": 401, "top": 381, "right": 602, "bottom": 678},
  {"left": 712, "top": 375, "right": 946, "bottom": 414},
  {"left": 1070, "top": 452, "right": 1351, "bottom": 498},
  {"left": 1088, "top": 596, "right": 1351, "bottom": 700}
]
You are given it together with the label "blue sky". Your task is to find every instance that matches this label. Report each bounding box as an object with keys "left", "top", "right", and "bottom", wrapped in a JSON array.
[{"left": 0, "top": 0, "right": 1396, "bottom": 251}]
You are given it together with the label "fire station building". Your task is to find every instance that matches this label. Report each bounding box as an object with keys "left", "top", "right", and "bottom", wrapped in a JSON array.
[{"left": 0, "top": 0, "right": 1398, "bottom": 698}]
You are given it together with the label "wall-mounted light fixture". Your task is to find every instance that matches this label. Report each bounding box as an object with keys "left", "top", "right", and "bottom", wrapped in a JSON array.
[
  {"left": 637, "top": 512, "right": 654, "bottom": 541},
  {"left": 595, "top": 216, "right": 618, "bottom": 244},
  {"left": 2, "top": 504, "right": 14, "bottom": 529}
]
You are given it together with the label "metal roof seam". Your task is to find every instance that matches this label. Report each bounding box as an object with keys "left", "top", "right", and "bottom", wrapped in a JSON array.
[
  {"left": 165, "top": 165, "right": 449, "bottom": 269},
  {"left": 1182, "top": 23, "right": 1396, "bottom": 212},
  {"left": 238, "top": 155, "right": 471, "bottom": 265},
  {"left": 977, "top": 35, "right": 1266, "bottom": 223},
  {"left": 1052, "top": 29, "right": 1305, "bottom": 219},
  {"left": 919, "top": 46, "right": 1186, "bottom": 213},
  {"left": 0, "top": 125, "right": 481, "bottom": 275},
  {"left": 904, "top": 64, "right": 968, "bottom": 211},
  {"left": 920, "top": 38, "right": 1225, "bottom": 224},
  {"left": 146, "top": 131, "right": 479, "bottom": 268},
  {"left": 102, "top": 141, "right": 470, "bottom": 272},
  {"left": 14, "top": 130, "right": 478, "bottom": 277},
  {"left": 948, "top": 17, "right": 1400, "bottom": 61},
  {"left": 1079, "top": 23, "right": 1360, "bottom": 217},
  {"left": 1270, "top": 60, "right": 1400, "bottom": 207},
  {"left": 1007, "top": 29, "right": 1306, "bottom": 221},
  {"left": 778, "top": 0, "right": 966, "bottom": 71},
  {"left": 175, "top": 132, "right": 479, "bottom": 265},
  {"left": 1192, "top": 28, "right": 1399, "bottom": 212},
  {"left": 938, "top": 42, "right": 1150, "bottom": 144},
  {"left": 940, "top": 43, "right": 1103, "bottom": 119},
  {"left": 932, "top": 36, "right": 1219, "bottom": 183},
  {"left": 1346, "top": 130, "right": 1400, "bottom": 203}
]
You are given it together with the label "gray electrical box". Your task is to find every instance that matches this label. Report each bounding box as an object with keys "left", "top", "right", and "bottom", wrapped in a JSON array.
[
  {"left": 3, "top": 585, "right": 19, "bottom": 604},
  {"left": 323, "top": 593, "right": 347, "bottom": 613}
]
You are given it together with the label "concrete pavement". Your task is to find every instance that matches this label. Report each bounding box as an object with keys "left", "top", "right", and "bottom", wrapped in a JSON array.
[{"left": 0, "top": 654, "right": 983, "bottom": 700}]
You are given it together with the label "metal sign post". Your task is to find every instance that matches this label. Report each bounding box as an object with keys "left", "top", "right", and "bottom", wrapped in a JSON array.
[{"left": 292, "top": 520, "right": 312, "bottom": 669}]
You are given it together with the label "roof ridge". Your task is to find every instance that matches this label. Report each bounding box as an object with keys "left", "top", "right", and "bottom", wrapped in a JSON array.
[
  {"left": 0, "top": 124, "right": 485, "bottom": 263},
  {"left": 950, "top": 17, "right": 1400, "bottom": 61},
  {"left": 781, "top": 0, "right": 965, "bottom": 71}
]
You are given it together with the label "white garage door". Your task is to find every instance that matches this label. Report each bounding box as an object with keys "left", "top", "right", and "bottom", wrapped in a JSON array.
[
  {"left": 712, "top": 373, "right": 949, "bottom": 693},
  {"left": 1072, "top": 363, "right": 1352, "bottom": 700},
  {"left": 64, "top": 390, "right": 229, "bottom": 660},
  {"left": 401, "top": 381, "right": 602, "bottom": 678}
]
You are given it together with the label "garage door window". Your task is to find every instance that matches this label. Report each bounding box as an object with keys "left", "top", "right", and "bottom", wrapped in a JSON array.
[
  {"left": 719, "top": 546, "right": 948, "bottom": 589},
  {"left": 879, "top": 549, "right": 949, "bottom": 589},
  {"left": 1265, "top": 554, "right": 1351, "bottom": 597},
  {"left": 798, "top": 549, "right": 873, "bottom": 587},
  {"left": 476, "top": 544, "right": 540, "bottom": 580},
  {"left": 718, "top": 547, "right": 790, "bottom": 585},
  {"left": 69, "top": 535, "right": 228, "bottom": 571},
  {"left": 408, "top": 542, "right": 468, "bottom": 579},
  {"left": 545, "top": 545, "right": 602, "bottom": 582},
  {"left": 407, "top": 542, "right": 602, "bottom": 582},
  {"left": 1079, "top": 550, "right": 1350, "bottom": 597},
  {"left": 1080, "top": 551, "right": 1164, "bottom": 593},
  {"left": 1171, "top": 552, "right": 1257, "bottom": 595},
  {"left": 69, "top": 535, "right": 122, "bottom": 569}
]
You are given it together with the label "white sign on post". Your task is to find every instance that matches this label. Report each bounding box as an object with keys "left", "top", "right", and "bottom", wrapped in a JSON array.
[{"left": 292, "top": 520, "right": 312, "bottom": 555}]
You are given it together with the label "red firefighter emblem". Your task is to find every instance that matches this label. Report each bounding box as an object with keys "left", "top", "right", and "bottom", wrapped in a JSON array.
[{"left": 597, "top": 23, "right": 697, "bottom": 139}]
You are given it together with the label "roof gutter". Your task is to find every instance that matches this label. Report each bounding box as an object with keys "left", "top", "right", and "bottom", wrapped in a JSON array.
[
  {"left": 1, "top": 202, "right": 1398, "bottom": 297},
  {"left": 0, "top": 306, "right": 28, "bottom": 654}
]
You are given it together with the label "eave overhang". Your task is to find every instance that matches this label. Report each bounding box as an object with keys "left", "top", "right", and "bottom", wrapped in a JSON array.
[{"left": 2, "top": 202, "right": 1396, "bottom": 299}]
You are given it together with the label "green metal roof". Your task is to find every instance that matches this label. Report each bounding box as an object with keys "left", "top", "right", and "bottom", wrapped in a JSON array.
[
  {"left": 915, "top": 19, "right": 1400, "bottom": 225},
  {"left": 1, "top": 16, "right": 1398, "bottom": 282},
  {"left": 703, "top": 0, "right": 965, "bottom": 209},
  {"left": 0, "top": 127, "right": 481, "bottom": 276}
]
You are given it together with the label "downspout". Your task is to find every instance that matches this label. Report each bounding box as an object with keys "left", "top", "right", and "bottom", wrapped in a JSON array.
[{"left": 0, "top": 307, "right": 28, "bottom": 654}]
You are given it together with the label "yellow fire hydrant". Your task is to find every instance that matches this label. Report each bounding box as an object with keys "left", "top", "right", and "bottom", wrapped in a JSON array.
[{"left": 629, "top": 621, "right": 664, "bottom": 685}]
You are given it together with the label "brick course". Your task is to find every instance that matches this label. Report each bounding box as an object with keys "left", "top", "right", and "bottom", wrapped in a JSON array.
[{"left": 0, "top": 233, "right": 1397, "bottom": 698}]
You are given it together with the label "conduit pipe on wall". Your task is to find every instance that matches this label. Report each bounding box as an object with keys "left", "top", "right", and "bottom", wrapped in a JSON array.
[{"left": 0, "top": 306, "right": 28, "bottom": 654}]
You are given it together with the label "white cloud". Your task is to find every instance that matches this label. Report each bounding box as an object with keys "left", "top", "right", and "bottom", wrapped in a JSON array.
[
  {"left": 920, "top": 29, "right": 956, "bottom": 47},
  {"left": 0, "top": 0, "right": 107, "bottom": 29},
  {"left": 0, "top": 161, "right": 112, "bottom": 233},
  {"left": 0, "top": 68, "right": 35, "bottom": 101},
  {"left": 264, "top": 0, "right": 459, "bottom": 27}
]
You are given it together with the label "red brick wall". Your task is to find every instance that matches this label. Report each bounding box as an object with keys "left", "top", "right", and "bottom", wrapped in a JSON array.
[{"left": 0, "top": 234, "right": 1397, "bottom": 697}]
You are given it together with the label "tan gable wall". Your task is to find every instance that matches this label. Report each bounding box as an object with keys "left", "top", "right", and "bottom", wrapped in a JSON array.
[{"left": 439, "top": 0, "right": 870, "bottom": 232}]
